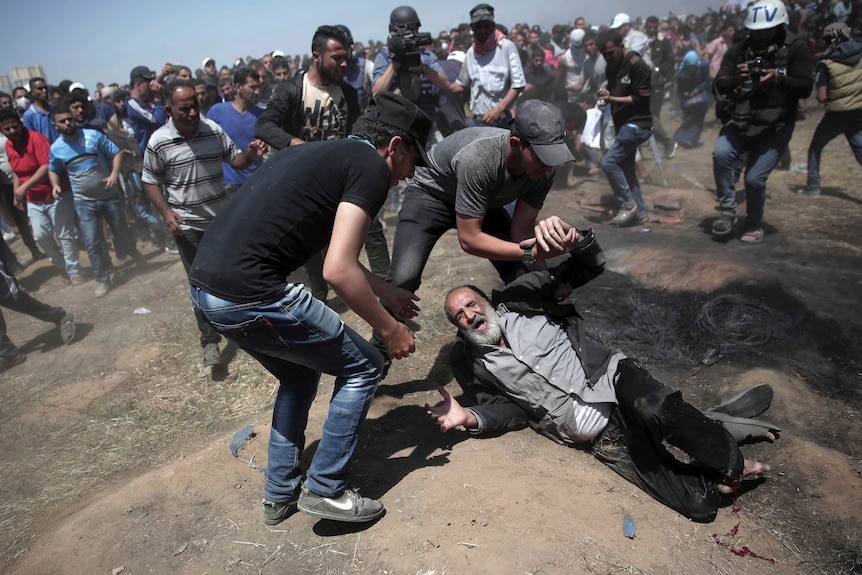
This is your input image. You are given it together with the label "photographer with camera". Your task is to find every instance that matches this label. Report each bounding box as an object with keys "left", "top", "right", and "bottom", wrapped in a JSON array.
[
  {"left": 373, "top": 6, "right": 449, "bottom": 121},
  {"left": 711, "top": 0, "right": 813, "bottom": 243}
]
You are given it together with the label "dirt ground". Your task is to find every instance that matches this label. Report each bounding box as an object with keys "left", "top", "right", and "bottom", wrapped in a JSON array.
[{"left": 1, "top": 109, "right": 861, "bottom": 575}]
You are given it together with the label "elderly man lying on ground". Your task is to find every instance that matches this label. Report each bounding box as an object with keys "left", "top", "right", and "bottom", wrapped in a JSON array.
[{"left": 426, "top": 222, "right": 778, "bottom": 522}]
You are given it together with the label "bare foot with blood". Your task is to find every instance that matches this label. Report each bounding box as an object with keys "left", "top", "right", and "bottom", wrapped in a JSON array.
[{"left": 718, "top": 459, "right": 772, "bottom": 494}]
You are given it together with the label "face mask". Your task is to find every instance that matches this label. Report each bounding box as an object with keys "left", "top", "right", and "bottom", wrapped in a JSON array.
[{"left": 16, "top": 97, "right": 30, "bottom": 111}]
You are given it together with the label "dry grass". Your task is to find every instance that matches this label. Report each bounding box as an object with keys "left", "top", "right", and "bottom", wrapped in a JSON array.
[{"left": 0, "top": 314, "right": 276, "bottom": 569}]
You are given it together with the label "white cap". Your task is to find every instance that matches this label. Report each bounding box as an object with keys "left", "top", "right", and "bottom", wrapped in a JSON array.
[
  {"left": 447, "top": 50, "right": 466, "bottom": 64},
  {"left": 271, "top": 50, "right": 285, "bottom": 57},
  {"left": 610, "top": 13, "right": 631, "bottom": 28},
  {"left": 202, "top": 57, "right": 215, "bottom": 67},
  {"left": 69, "top": 82, "right": 86, "bottom": 93},
  {"left": 569, "top": 28, "right": 586, "bottom": 47}
]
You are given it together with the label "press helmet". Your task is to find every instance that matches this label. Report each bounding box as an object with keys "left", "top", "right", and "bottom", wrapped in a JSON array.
[
  {"left": 390, "top": 6, "right": 421, "bottom": 31},
  {"left": 744, "top": 0, "right": 789, "bottom": 31},
  {"left": 334, "top": 24, "right": 354, "bottom": 47}
]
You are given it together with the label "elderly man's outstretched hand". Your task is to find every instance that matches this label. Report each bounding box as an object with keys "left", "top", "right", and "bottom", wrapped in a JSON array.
[{"left": 425, "top": 386, "right": 477, "bottom": 432}]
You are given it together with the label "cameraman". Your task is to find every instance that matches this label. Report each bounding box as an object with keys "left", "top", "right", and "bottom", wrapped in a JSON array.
[
  {"left": 711, "top": 0, "right": 813, "bottom": 243},
  {"left": 372, "top": 6, "right": 450, "bottom": 122}
]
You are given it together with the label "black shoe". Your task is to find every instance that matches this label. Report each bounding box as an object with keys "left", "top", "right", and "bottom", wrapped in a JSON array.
[
  {"left": 664, "top": 142, "right": 678, "bottom": 159},
  {"left": 262, "top": 497, "right": 299, "bottom": 525},
  {"left": 711, "top": 212, "right": 737, "bottom": 237},
  {"left": 202, "top": 343, "right": 221, "bottom": 367},
  {"left": 297, "top": 485, "right": 385, "bottom": 523},
  {"left": 0, "top": 352, "right": 27, "bottom": 372},
  {"left": 57, "top": 311, "right": 76, "bottom": 345}
]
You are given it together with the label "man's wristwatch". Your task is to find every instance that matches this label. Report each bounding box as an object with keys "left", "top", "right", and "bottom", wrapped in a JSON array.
[{"left": 522, "top": 246, "right": 536, "bottom": 265}]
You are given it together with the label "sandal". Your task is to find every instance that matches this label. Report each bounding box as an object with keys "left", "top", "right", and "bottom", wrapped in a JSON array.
[
  {"left": 740, "top": 228, "right": 764, "bottom": 243},
  {"left": 711, "top": 212, "right": 737, "bottom": 237}
]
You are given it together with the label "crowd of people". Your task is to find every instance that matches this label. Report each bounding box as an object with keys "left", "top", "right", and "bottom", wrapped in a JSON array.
[{"left": 2, "top": 0, "right": 860, "bottom": 527}]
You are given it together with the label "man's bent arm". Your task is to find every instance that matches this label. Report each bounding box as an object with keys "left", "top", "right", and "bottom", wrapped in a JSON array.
[
  {"left": 15, "top": 164, "right": 48, "bottom": 199},
  {"left": 254, "top": 83, "right": 300, "bottom": 150},
  {"left": 323, "top": 202, "right": 415, "bottom": 359},
  {"left": 456, "top": 214, "right": 527, "bottom": 260}
]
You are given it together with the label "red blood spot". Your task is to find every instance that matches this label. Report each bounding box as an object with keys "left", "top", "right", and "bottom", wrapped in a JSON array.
[{"left": 711, "top": 522, "right": 776, "bottom": 564}]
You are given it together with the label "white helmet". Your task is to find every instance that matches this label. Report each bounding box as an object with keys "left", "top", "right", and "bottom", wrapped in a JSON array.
[
  {"left": 744, "top": 0, "right": 789, "bottom": 30},
  {"left": 569, "top": 28, "right": 586, "bottom": 47}
]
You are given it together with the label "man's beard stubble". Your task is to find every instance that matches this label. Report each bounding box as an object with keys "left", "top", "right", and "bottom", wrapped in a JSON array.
[{"left": 462, "top": 305, "right": 503, "bottom": 347}]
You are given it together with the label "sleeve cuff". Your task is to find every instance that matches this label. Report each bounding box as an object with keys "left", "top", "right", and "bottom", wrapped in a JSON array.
[{"left": 465, "top": 408, "right": 485, "bottom": 435}]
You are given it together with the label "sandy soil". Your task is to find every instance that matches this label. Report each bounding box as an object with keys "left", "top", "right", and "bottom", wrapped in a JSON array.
[{"left": 1, "top": 109, "right": 861, "bottom": 575}]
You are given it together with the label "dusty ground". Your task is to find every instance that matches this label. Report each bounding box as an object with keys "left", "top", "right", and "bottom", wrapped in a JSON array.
[{"left": 1, "top": 109, "right": 861, "bottom": 575}]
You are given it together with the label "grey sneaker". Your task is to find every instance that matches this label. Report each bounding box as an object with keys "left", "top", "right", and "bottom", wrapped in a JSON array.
[
  {"left": 706, "top": 384, "right": 773, "bottom": 418},
  {"left": 94, "top": 281, "right": 110, "bottom": 298},
  {"left": 262, "top": 497, "right": 298, "bottom": 525},
  {"left": 610, "top": 205, "right": 640, "bottom": 225},
  {"left": 797, "top": 187, "right": 821, "bottom": 197},
  {"left": 297, "top": 485, "right": 385, "bottom": 523},
  {"left": 57, "top": 311, "right": 76, "bottom": 345},
  {"left": 202, "top": 343, "right": 221, "bottom": 367}
]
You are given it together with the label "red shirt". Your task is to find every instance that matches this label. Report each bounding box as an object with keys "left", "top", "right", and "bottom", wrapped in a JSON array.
[{"left": 5, "top": 128, "right": 53, "bottom": 203}]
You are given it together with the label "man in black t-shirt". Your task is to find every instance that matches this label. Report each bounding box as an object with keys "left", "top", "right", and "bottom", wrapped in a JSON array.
[
  {"left": 189, "top": 92, "right": 431, "bottom": 525},
  {"left": 596, "top": 29, "right": 653, "bottom": 226}
]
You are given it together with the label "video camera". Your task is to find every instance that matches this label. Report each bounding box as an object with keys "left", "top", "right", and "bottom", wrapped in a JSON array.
[
  {"left": 742, "top": 45, "right": 777, "bottom": 85},
  {"left": 388, "top": 27, "right": 432, "bottom": 70},
  {"left": 745, "top": 55, "right": 770, "bottom": 83}
]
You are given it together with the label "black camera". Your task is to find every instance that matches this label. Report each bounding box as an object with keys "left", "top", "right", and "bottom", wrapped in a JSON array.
[
  {"left": 388, "top": 27, "right": 432, "bottom": 70},
  {"left": 742, "top": 44, "right": 777, "bottom": 84},
  {"left": 745, "top": 56, "right": 768, "bottom": 82}
]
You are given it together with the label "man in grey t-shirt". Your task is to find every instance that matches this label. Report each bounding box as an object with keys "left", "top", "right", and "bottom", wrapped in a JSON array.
[{"left": 385, "top": 99, "right": 575, "bottom": 312}]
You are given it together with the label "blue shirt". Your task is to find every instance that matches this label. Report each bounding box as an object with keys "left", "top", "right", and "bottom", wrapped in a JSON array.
[
  {"left": 49, "top": 128, "right": 120, "bottom": 200},
  {"left": 125, "top": 97, "right": 166, "bottom": 155},
  {"left": 205, "top": 102, "right": 262, "bottom": 185},
  {"left": 22, "top": 104, "right": 59, "bottom": 143}
]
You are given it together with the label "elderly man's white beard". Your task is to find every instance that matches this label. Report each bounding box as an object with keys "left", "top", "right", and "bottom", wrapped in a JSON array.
[{"left": 462, "top": 304, "right": 503, "bottom": 346}]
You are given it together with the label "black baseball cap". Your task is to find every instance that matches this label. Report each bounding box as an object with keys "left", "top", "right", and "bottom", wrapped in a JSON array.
[
  {"left": 130, "top": 66, "right": 155, "bottom": 83},
  {"left": 470, "top": 3, "right": 495, "bottom": 24},
  {"left": 511, "top": 99, "right": 574, "bottom": 167},
  {"left": 365, "top": 92, "right": 433, "bottom": 167}
]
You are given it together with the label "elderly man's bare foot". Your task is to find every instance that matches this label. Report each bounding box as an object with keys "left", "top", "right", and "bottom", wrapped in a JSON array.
[{"left": 718, "top": 459, "right": 771, "bottom": 494}]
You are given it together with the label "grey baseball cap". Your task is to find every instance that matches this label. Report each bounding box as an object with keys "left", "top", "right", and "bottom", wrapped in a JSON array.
[{"left": 511, "top": 99, "right": 574, "bottom": 167}]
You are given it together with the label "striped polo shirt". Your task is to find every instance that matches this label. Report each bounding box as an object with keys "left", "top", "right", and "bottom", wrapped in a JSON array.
[{"left": 142, "top": 117, "right": 238, "bottom": 231}]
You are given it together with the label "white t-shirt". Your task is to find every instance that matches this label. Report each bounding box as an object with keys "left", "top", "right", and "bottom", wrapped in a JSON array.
[
  {"left": 457, "top": 38, "right": 526, "bottom": 115},
  {"left": 299, "top": 74, "right": 348, "bottom": 142}
]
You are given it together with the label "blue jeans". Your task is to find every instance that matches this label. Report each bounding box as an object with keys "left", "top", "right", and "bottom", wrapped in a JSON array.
[
  {"left": 601, "top": 124, "right": 652, "bottom": 219},
  {"left": 74, "top": 194, "right": 137, "bottom": 282},
  {"left": 190, "top": 283, "right": 383, "bottom": 501},
  {"left": 806, "top": 111, "right": 862, "bottom": 191},
  {"left": 712, "top": 122, "right": 795, "bottom": 228},
  {"left": 28, "top": 193, "right": 81, "bottom": 278}
]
